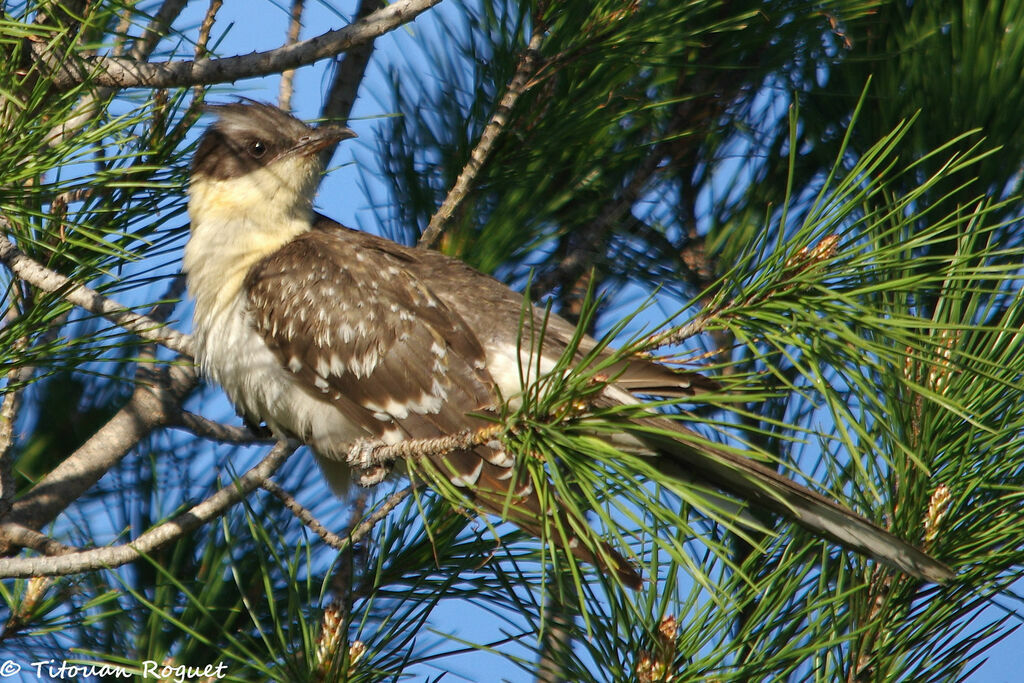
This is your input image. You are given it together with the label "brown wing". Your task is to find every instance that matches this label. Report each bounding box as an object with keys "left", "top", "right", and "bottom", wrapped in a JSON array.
[
  {"left": 244, "top": 229, "right": 641, "bottom": 586},
  {"left": 244, "top": 230, "right": 497, "bottom": 469},
  {"left": 310, "top": 214, "right": 720, "bottom": 400}
]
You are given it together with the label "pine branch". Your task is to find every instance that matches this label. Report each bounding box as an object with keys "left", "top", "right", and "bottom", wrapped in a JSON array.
[
  {"left": 37, "top": 0, "right": 443, "bottom": 91},
  {"left": 0, "top": 235, "right": 194, "bottom": 357},
  {"left": 261, "top": 477, "right": 348, "bottom": 551},
  {"left": 0, "top": 363, "right": 197, "bottom": 541},
  {"left": 417, "top": 29, "right": 545, "bottom": 249},
  {"left": 341, "top": 425, "right": 504, "bottom": 472},
  {"left": 0, "top": 441, "right": 295, "bottom": 578},
  {"left": 317, "top": 0, "right": 384, "bottom": 168},
  {"left": 278, "top": 0, "right": 306, "bottom": 110},
  {"left": 175, "top": 411, "right": 267, "bottom": 445}
]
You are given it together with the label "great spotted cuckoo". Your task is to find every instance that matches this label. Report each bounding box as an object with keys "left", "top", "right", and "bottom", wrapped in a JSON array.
[{"left": 183, "top": 102, "right": 953, "bottom": 587}]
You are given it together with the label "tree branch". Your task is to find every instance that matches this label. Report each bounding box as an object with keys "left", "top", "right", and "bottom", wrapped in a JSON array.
[
  {"left": 0, "top": 309, "right": 73, "bottom": 518},
  {"left": 0, "top": 364, "right": 198, "bottom": 540},
  {"left": 0, "top": 442, "right": 295, "bottom": 578},
  {"left": 128, "top": 0, "right": 191, "bottom": 62},
  {"left": 174, "top": 411, "right": 268, "bottom": 445},
  {"left": 639, "top": 311, "right": 715, "bottom": 353},
  {"left": 47, "top": 0, "right": 190, "bottom": 146},
  {"left": 278, "top": 0, "right": 306, "bottom": 111},
  {"left": 40, "top": 0, "right": 443, "bottom": 91},
  {"left": 342, "top": 425, "right": 504, "bottom": 471},
  {"left": 417, "top": 29, "right": 545, "bottom": 249},
  {"left": 317, "top": 0, "right": 384, "bottom": 168},
  {"left": 0, "top": 236, "right": 193, "bottom": 357},
  {"left": 349, "top": 484, "right": 417, "bottom": 546},
  {"left": 261, "top": 477, "right": 347, "bottom": 550},
  {"left": 192, "top": 0, "right": 224, "bottom": 102},
  {"left": 0, "top": 523, "right": 75, "bottom": 557}
]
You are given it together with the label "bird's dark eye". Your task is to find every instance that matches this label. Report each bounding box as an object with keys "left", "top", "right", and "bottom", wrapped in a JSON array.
[{"left": 247, "top": 139, "right": 267, "bottom": 158}]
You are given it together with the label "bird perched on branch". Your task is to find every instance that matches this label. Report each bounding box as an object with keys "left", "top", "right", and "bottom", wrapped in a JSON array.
[{"left": 183, "top": 101, "right": 953, "bottom": 588}]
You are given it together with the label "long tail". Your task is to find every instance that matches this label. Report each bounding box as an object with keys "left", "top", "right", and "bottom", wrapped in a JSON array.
[{"left": 624, "top": 412, "right": 953, "bottom": 583}]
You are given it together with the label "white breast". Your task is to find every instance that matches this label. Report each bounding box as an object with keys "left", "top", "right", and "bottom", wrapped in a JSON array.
[
  {"left": 184, "top": 173, "right": 386, "bottom": 492},
  {"left": 192, "top": 289, "right": 371, "bottom": 452}
]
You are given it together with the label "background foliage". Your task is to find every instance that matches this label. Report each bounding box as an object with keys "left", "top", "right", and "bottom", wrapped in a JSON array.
[{"left": 0, "top": 0, "right": 1022, "bottom": 681}]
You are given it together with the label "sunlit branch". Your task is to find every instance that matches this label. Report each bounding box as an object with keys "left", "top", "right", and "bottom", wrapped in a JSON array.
[
  {"left": 0, "top": 236, "right": 194, "bottom": 357},
  {"left": 39, "top": 0, "right": 443, "bottom": 91},
  {"left": 0, "top": 441, "right": 295, "bottom": 578},
  {"left": 418, "top": 29, "right": 545, "bottom": 249}
]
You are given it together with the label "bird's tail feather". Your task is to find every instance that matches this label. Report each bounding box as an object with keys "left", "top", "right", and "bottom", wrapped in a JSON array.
[{"left": 626, "top": 414, "right": 954, "bottom": 583}]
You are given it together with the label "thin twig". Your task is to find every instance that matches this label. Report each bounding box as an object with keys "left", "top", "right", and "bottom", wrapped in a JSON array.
[
  {"left": 192, "top": 0, "right": 223, "bottom": 103},
  {"left": 39, "top": 0, "right": 443, "bottom": 91},
  {"left": 349, "top": 484, "right": 418, "bottom": 545},
  {"left": 0, "top": 309, "right": 73, "bottom": 518},
  {"left": 639, "top": 311, "right": 715, "bottom": 353},
  {"left": 0, "top": 237, "right": 193, "bottom": 357},
  {"left": 0, "top": 370, "right": 28, "bottom": 520},
  {"left": 330, "top": 493, "right": 367, "bottom": 615},
  {"left": 261, "top": 478, "right": 347, "bottom": 550},
  {"left": 175, "top": 411, "right": 269, "bottom": 445},
  {"left": 0, "top": 442, "right": 295, "bottom": 578},
  {"left": 130, "top": 0, "right": 191, "bottom": 62},
  {"left": 342, "top": 425, "right": 504, "bottom": 471},
  {"left": 146, "top": 273, "right": 188, "bottom": 327},
  {"left": 329, "top": 485, "right": 418, "bottom": 609},
  {"left": 639, "top": 235, "right": 842, "bottom": 353},
  {"left": 316, "top": 0, "right": 384, "bottom": 168},
  {"left": 279, "top": 0, "right": 306, "bottom": 110},
  {"left": 417, "top": 29, "right": 545, "bottom": 249},
  {"left": 47, "top": 0, "right": 190, "bottom": 146}
]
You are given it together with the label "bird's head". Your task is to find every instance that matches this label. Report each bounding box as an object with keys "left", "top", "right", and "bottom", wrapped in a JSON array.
[{"left": 189, "top": 101, "right": 355, "bottom": 220}]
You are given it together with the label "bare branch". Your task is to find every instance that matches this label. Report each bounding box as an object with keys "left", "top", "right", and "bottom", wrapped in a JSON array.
[
  {"left": 48, "top": 0, "right": 190, "bottom": 146},
  {"left": 0, "top": 309, "right": 72, "bottom": 517},
  {"left": 0, "top": 388, "right": 21, "bottom": 519},
  {"left": 279, "top": 0, "right": 306, "bottom": 110},
  {"left": 174, "top": 411, "right": 268, "bottom": 445},
  {"left": 0, "top": 237, "right": 194, "bottom": 357},
  {"left": 0, "top": 442, "right": 295, "bottom": 578},
  {"left": 0, "top": 524, "right": 74, "bottom": 557},
  {"left": 0, "top": 364, "right": 197, "bottom": 539},
  {"left": 349, "top": 484, "right": 417, "bottom": 545},
  {"left": 128, "top": 0, "right": 191, "bottom": 62},
  {"left": 192, "top": 0, "right": 224, "bottom": 102},
  {"left": 40, "top": 0, "right": 443, "bottom": 91},
  {"left": 261, "top": 478, "right": 347, "bottom": 550},
  {"left": 417, "top": 29, "right": 545, "bottom": 249}
]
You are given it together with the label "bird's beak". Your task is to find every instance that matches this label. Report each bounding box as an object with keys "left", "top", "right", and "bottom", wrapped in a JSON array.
[{"left": 291, "top": 126, "right": 357, "bottom": 156}]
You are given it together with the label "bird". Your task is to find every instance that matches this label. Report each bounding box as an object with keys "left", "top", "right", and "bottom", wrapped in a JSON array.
[{"left": 182, "top": 101, "right": 954, "bottom": 588}]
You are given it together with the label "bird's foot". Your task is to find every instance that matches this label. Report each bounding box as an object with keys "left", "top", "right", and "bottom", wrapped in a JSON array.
[
  {"left": 354, "top": 465, "right": 390, "bottom": 487},
  {"left": 346, "top": 438, "right": 391, "bottom": 487}
]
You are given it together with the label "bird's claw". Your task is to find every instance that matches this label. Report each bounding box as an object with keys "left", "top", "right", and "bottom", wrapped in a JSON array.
[{"left": 347, "top": 438, "right": 391, "bottom": 487}]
